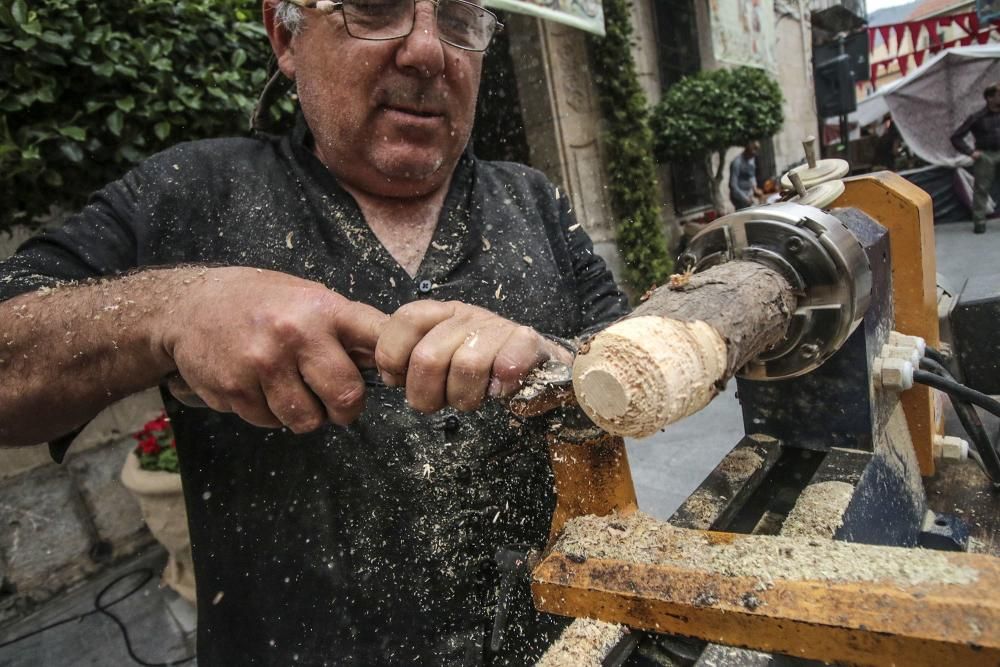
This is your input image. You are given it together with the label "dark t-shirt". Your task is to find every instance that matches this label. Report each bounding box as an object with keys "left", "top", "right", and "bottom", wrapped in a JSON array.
[{"left": 0, "top": 124, "right": 628, "bottom": 665}]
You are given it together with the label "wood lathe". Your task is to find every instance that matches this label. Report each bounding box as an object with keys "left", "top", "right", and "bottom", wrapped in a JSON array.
[{"left": 514, "top": 163, "right": 1000, "bottom": 666}]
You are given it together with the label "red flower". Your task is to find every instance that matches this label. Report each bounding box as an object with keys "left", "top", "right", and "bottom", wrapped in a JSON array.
[
  {"left": 137, "top": 435, "right": 161, "bottom": 456},
  {"left": 145, "top": 415, "right": 169, "bottom": 433}
]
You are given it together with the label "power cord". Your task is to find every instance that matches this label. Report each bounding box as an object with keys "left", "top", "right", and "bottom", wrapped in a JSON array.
[
  {"left": 0, "top": 568, "right": 196, "bottom": 666},
  {"left": 914, "top": 347, "right": 1000, "bottom": 490}
]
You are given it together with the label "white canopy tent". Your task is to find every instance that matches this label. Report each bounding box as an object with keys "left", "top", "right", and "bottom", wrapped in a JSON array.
[{"left": 855, "top": 44, "right": 1000, "bottom": 167}]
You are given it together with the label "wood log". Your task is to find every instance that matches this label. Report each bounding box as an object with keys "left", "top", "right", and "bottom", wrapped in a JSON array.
[{"left": 573, "top": 261, "right": 796, "bottom": 437}]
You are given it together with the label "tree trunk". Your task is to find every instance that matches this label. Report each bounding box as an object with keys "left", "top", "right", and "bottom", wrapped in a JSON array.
[{"left": 706, "top": 152, "right": 727, "bottom": 213}]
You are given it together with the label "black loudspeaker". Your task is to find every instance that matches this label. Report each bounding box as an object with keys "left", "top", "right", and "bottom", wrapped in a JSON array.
[
  {"left": 814, "top": 54, "right": 857, "bottom": 118},
  {"left": 951, "top": 274, "right": 1000, "bottom": 395}
]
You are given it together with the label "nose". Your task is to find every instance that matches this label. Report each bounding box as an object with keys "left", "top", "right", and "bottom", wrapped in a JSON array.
[{"left": 395, "top": 0, "right": 446, "bottom": 78}]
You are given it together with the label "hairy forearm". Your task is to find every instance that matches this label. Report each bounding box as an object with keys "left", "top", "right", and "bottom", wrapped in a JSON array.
[{"left": 0, "top": 267, "right": 204, "bottom": 447}]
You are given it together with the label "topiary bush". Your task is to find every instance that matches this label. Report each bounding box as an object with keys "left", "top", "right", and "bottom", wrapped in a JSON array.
[
  {"left": 0, "top": 0, "right": 287, "bottom": 234},
  {"left": 650, "top": 66, "right": 784, "bottom": 212},
  {"left": 588, "top": 0, "right": 672, "bottom": 296}
]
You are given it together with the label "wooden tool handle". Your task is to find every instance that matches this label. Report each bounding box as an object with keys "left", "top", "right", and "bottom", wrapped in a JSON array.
[{"left": 573, "top": 261, "right": 796, "bottom": 437}]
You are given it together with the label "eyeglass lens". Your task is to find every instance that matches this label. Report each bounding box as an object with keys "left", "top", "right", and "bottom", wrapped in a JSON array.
[{"left": 341, "top": 0, "right": 496, "bottom": 51}]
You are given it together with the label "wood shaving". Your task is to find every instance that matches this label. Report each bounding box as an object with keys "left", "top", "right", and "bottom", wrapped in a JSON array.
[
  {"left": 553, "top": 512, "right": 980, "bottom": 587},
  {"left": 535, "top": 618, "right": 627, "bottom": 667}
]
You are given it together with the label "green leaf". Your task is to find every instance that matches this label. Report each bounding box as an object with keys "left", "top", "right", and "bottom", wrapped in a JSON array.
[
  {"left": 21, "top": 20, "right": 41, "bottom": 36},
  {"left": 115, "top": 96, "right": 135, "bottom": 112},
  {"left": 106, "top": 109, "right": 123, "bottom": 136},
  {"left": 59, "top": 141, "right": 84, "bottom": 162},
  {"left": 11, "top": 0, "right": 26, "bottom": 25},
  {"left": 58, "top": 126, "right": 86, "bottom": 141},
  {"left": 231, "top": 48, "right": 247, "bottom": 68},
  {"left": 154, "top": 121, "right": 170, "bottom": 141}
]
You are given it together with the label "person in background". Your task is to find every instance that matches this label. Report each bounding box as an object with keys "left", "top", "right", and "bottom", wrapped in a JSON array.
[
  {"left": 951, "top": 83, "right": 1000, "bottom": 233},
  {"left": 729, "top": 140, "right": 763, "bottom": 210}
]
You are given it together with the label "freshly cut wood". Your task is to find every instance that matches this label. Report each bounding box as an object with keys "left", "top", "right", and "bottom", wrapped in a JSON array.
[{"left": 573, "top": 261, "right": 795, "bottom": 437}]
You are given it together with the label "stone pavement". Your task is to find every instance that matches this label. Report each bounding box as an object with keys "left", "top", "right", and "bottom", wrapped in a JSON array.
[{"left": 0, "top": 547, "right": 196, "bottom": 667}]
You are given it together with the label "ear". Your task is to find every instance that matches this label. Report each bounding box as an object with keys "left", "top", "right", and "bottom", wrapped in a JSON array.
[{"left": 263, "top": 0, "right": 297, "bottom": 79}]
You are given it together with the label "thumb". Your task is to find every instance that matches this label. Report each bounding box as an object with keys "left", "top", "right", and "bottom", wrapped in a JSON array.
[{"left": 333, "top": 301, "right": 389, "bottom": 368}]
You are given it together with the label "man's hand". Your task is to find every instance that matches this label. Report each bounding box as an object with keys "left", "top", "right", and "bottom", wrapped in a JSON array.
[
  {"left": 374, "top": 301, "right": 573, "bottom": 413},
  {"left": 973, "top": 150, "right": 983, "bottom": 160},
  {"left": 159, "top": 267, "right": 387, "bottom": 432}
]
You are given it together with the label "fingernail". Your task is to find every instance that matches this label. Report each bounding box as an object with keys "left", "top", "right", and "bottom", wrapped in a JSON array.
[
  {"left": 381, "top": 371, "right": 397, "bottom": 387},
  {"left": 487, "top": 377, "right": 502, "bottom": 398}
]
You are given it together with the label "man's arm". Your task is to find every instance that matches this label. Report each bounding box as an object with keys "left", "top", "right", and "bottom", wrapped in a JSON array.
[
  {"left": 951, "top": 112, "right": 979, "bottom": 156},
  {"left": 0, "top": 267, "right": 386, "bottom": 447}
]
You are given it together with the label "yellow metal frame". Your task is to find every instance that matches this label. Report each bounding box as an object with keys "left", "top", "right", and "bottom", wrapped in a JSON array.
[{"left": 834, "top": 172, "right": 940, "bottom": 475}]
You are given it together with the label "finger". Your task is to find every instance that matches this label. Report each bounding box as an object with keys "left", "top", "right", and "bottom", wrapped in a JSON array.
[
  {"left": 192, "top": 372, "right": 284, "bottom": 429},
  {"left": 491, "top": 326, "right": 549, "bottom": 397},
  {"left": 405, "top": 323, "right": 471, "bottom": 413},
  {"left": 445, "top": 328, "right": 507, "bottom": 411},
  {"left": 298, "top": 342, "right": 368, "bottom": 426},
  {"left": 375, "top": 301, "right": 455, "bottom": 385},
  {"left": 331, "top": 300, "right": 389, "bottom": 369},
  {"left": 258, "top": 366, "right": 328, "bottom": 434}
]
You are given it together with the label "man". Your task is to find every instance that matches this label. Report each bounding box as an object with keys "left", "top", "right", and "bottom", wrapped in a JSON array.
[
  {"left": 0, "top": 0, "right": 627, "bottom": 664},
  {"left": 951, "top": 83, "right": 1000, "bottom": 233},
  {"left": 729, "top": 140, "right": 762, "bottom": 211}
]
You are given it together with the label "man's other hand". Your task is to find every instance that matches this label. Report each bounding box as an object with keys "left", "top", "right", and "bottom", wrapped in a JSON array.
[
  {"left": 374, "top": 301, "right": 573, "bottom": 413},
  {"left": 973, "top": 150, "right": 983, "bottom": 159},
  {"left": 159, "top": 267, "right": 387, "bottom": 432}
]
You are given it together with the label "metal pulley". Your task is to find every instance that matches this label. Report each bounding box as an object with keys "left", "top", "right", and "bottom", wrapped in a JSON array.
[
  {"left": 780, "top": 135, "right": 850, "bottom": 189},
  {"left": 677, "top": 201, "right": 872, "bottom": 380}
]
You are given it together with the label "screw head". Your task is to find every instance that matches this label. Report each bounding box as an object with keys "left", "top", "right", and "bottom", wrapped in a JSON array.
[{"left": 785, "top": 237, "right": 805, "bottom": 254}]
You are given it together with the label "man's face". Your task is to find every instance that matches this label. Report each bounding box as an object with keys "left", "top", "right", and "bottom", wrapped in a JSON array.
[
  {"left": 988, "top": 91, "right": 1000, "bottom": 111},
  {"left": 268, "top": 1, "right": 484, "bottom": 198}
]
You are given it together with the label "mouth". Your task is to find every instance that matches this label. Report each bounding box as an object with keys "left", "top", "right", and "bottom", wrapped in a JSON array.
[{"left": 382, "top": 104, "right": 446, "bottom": 120}]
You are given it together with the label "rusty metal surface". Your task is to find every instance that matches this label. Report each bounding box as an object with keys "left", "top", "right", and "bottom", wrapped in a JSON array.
[
  {"left": 532, "top": 516, "right": 1000, "bottom": 666},
  {"left": 546, "top": 431, "right": 638, "bottom": 541}
]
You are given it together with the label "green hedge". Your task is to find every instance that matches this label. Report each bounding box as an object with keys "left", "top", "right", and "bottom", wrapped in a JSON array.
[
  {"left": 588, "top": 0, "right": 672, "bottom": 296},
  {"left": 0, "top": 0, "right": 286, "bottom": 233}
]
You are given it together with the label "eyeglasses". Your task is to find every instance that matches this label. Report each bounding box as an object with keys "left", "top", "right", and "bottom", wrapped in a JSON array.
[{"left": 288, "top": 0, "right": 503, "bottom": 52}]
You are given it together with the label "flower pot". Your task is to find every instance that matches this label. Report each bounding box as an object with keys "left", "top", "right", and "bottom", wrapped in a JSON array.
[{"left": 120, "top": 451, "right": 196, "bottom": 603}]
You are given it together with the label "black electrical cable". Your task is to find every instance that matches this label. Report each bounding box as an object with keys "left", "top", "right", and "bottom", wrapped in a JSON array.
[
  {"left": 923, "top": 344, "right": 952, "bottom": 370},
  {"left": 0, "top": 568, "right": 196, "bottom": 666},
  {"left": 919, "top": 357, "right": 1000, "bottom": 486},
  {"left": 913, "top": 369, "right": 1000, "bottom": 419}
]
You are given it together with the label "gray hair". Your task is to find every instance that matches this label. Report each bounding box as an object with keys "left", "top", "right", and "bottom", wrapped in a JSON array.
[{"left": 275, "top": 1, "right": 306, "bottom": 35}]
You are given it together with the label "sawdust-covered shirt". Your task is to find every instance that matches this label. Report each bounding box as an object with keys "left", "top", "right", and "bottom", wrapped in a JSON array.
[{"left": 0, "top": 124, "right": 629, "bottom": 665}]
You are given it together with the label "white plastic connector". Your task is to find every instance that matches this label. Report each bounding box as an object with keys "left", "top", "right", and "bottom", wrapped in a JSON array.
[
  {"left": 315, "top": 0, "right": 337, "bottom": 12},
  {"left": 888, "top": 331, "right": 927, "bottom": 359},
  {"left": 873, "top": 357, "right": 914, "bottom": 392},
  {"left": 933, "top": 435, "right": 969, "bottom": 461},
  {"left": 881, "top": 344, "right": 921, "bottom": 366}
]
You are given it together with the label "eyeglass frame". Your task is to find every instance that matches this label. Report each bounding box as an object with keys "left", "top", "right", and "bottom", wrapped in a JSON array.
[{"left": 285, "top": 0, "right": 504, "bottom": 53}]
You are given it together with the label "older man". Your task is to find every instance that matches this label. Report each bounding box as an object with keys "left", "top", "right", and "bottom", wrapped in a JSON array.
[{"left": 0, "top": 0, "right": 627, "bottom": 664}]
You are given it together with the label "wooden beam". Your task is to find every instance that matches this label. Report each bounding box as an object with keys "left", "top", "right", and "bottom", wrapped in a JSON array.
[{"left": 533, "top": 513, "right": 1000, "bottom": 666}]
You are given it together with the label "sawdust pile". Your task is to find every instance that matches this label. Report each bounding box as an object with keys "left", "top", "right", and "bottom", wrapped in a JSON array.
[
  {"left": 535, "top": 618, "right": 628, "bottom": 667},
  {"left": 554, "top": 512, "right": 980, "bottom": 587},
  {"left": 781, "top": 481, "right": 854, "bottom": 538},
  {"left": 716, "top": 448, "right": 764, "bottom": 482}
]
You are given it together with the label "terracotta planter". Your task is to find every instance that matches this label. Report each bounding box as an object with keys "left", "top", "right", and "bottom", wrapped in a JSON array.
[{"left": 120, "top": 451, "right": 196, "bottom": 603}]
